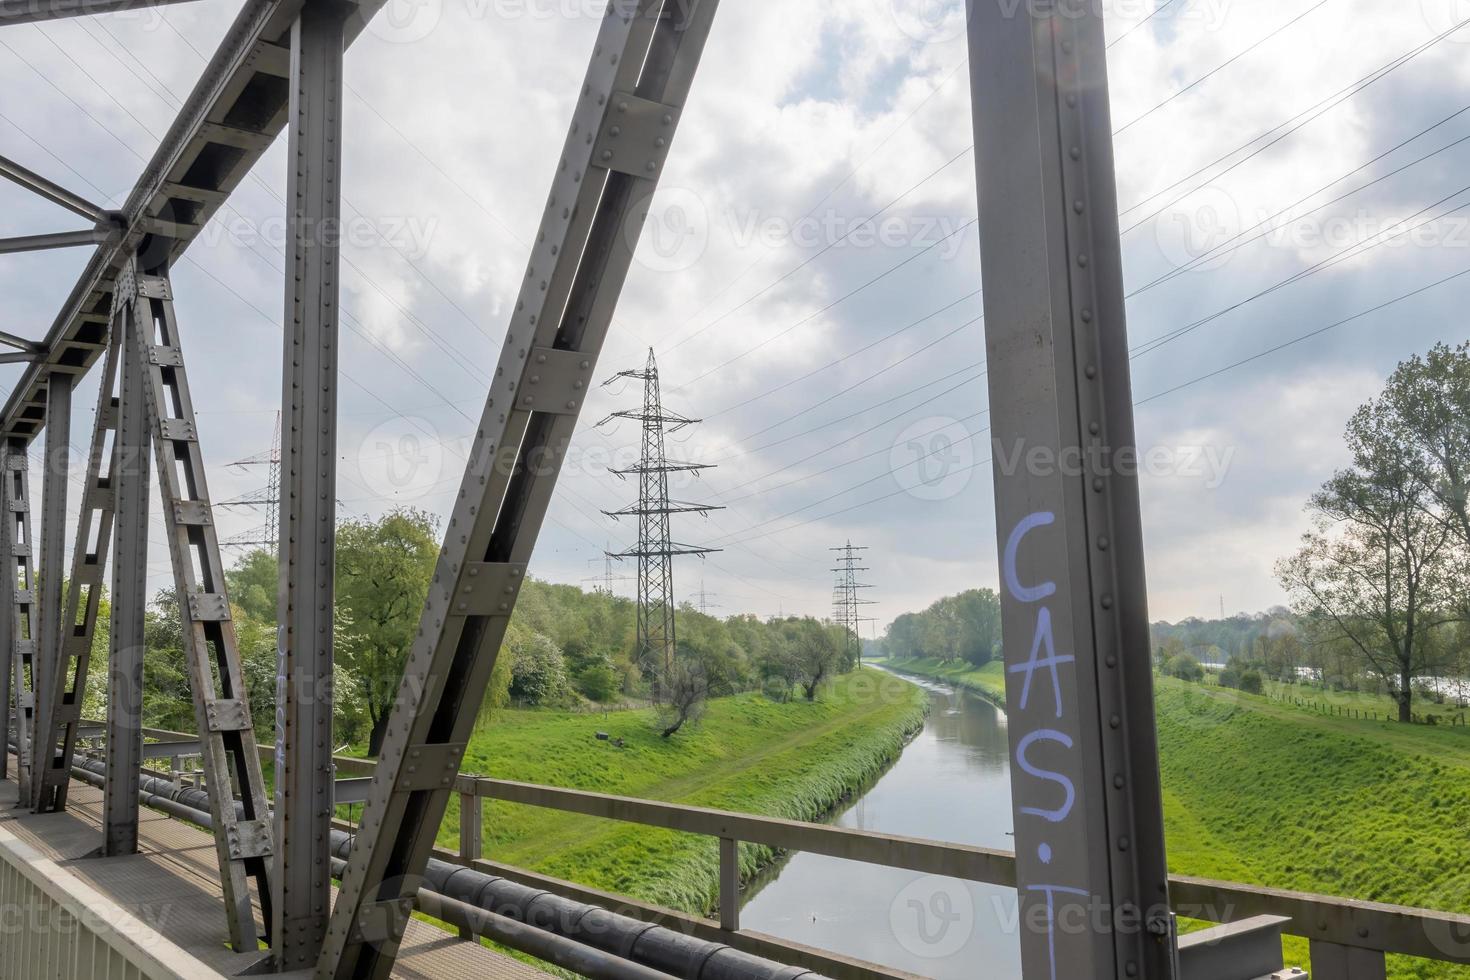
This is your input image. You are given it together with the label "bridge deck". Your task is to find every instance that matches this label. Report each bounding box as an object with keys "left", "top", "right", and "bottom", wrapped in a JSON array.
[{"left": 0, "top": 773, "right": 548, "bottom": 979}]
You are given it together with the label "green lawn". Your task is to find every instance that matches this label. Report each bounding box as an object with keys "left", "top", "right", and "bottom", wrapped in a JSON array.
[
  {"left": 424, "top": 670, "right": 928, "bottom": 914},
  {"left": 1155, "top": 679, "right": 1470, "bottom": 978}
]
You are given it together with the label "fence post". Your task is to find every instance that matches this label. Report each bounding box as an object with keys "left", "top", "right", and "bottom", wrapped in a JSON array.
[
  {"left": 719, "top": 837, "right": 740, "bottom": 932},
  {"left": 1309, "top": 941, "right": 1387, "bottom": 979},
  {"left": 458, "top": 790, "right": 483, "bottom": 941}
]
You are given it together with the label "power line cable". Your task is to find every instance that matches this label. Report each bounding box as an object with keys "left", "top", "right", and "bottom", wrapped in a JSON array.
[
  {"left": 1114, "top": 0, "right": 1334, "bottom": 136},
  {"left": 1107, "top": 0, "right": 1182, "bottom": 49},
  {"left": 717, "top": 263, "right": 1470, "bottom": 546}
]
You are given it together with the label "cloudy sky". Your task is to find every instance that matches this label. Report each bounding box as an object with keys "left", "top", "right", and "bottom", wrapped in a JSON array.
[{"left": 3, "top": 0, "right": 1469, "bottom": 633}]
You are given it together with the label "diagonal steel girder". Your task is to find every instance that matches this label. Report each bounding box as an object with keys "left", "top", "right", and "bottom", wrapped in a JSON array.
[
  {"left": 317, "top": 2, "right": 722, "bottom": 977},
  {"left": 0, "top": 0, "right": 392, "bottom": 451}
]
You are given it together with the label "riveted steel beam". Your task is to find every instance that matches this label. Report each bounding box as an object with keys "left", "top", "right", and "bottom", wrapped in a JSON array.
[
  {"left": 966, "top": 0, "right": 1175, "bottom": 977},
  {"left": 0, "top": 0, "right": 397, "bottom": 449},
  {"left": 126, "top": 268, "right": 275, "bottom": 951},
  {"left": 32, "top": 329, "right": 120, "bottom": 813},
  {"left": 271, "top": 0, "right": 350, "bottom": 966},
  {"left": 316, "top": 2, "right": 723, "bottom": 977},
  {"left": 103, "top": 271, "right": 150, "bottom": 855},
  {"left": 31, "top": 371, "right": 72, "bottom": 810}
]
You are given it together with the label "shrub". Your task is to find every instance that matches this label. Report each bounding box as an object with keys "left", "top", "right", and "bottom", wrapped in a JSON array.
[{"left": 1164, "top": 653, "right": 1204, "bottom": 682}]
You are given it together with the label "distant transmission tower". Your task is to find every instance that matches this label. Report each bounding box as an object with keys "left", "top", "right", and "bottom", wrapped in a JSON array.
[
  {"left": 600, "top": 349, "right": 721, "bottom": 677},
  {"left": 831, "top": 542, "right": 875, "bottom": 668},
  {"left": 692, "top": 575, "right": 720, "bottom": 615},
  {"left": 221, "top": 411, "right": 281, "bottom": 550},
  {"left": 584, "top": 541, "right": 635, "bottom": 595}
]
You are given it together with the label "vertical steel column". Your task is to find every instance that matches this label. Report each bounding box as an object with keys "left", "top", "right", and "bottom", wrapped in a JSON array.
[
  {"left": 273, "top": 0, "right": 347, "bottom": 967},
  {"left": 0, "top": 444, "right": 15, "bottom": 782},
  {"left": 4, "top": 442, "right": 36, "bottom": 799},
  {"left": 966, "top": 1, "right": 1175, "bottom": 978},
  {"left": 32, "top": 370, "right": 72, "bottom": 809},
  {"left": 104, "top": 275, "right": 150, "bottom": 855},
  {"left": 317, "top": 2, "right": 722, "bottom": 976},
  {"left": 34, "top": 334, "right": 121, "bottom": 813}
]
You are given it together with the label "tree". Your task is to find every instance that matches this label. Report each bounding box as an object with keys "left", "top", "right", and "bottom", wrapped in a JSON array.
[
  {"left": 507, "top": 629, "right": 570, "bottom": 705},
  {"left": 1163, "top": 653, "right": 1203, "bottom": 682},
  {"left": 1277, "top": 385, "right": 1461, "bottom": 722},
  {"left": 1376, "top": 342, "right": 1470, "bottom": 560},
  {"left": 334, "top": 509, "right": 441, "bottom": 754},
  {"left": 787, "top": 618, "right": 840, "bottom": 701},
  {"left": 657, "top": 660, "right": 708, "bottom": 738},
  {"left": 225, "top": 548, "right": 277, "bottom": 624}
]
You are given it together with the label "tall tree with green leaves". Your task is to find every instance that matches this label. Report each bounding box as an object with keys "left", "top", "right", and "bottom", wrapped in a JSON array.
[
  {"left": 335, "top": 509, "right": 441, "bottom": 753},
  {"left": 1277, "top": 351, "right": 1466, "bottom": 721}
]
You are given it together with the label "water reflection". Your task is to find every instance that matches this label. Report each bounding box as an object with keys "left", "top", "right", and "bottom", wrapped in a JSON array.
[{"left": 739, "top": 671, "right": 1022, "bottom": 978}]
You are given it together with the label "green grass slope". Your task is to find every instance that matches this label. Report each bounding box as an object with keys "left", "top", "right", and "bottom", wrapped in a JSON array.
[
  {"left": 868, "top": 656, "right": 1008, "bottom": 703},
  {"left": 1155, "top": 680, "right": 1470, "bottom": 978},
  {"left": 865, "top": 659, "right": 1469, "bottom": 976},
  {"left": 435, "top": 670, "right": 928, "bottom": 914}
]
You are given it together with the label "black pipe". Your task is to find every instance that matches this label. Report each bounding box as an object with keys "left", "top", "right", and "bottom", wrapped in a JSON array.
[{"left": 70, "top": 758, "right": 824, "bottom": 980}]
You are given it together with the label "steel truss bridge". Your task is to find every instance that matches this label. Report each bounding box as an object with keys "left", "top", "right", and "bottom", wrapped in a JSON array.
[{"left": 0, "top": 0, "right": 1466, "bottom": 977}]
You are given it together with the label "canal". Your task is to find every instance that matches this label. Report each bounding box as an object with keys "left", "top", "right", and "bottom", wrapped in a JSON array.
[{"left": 739, "top": 670, "right": 1023, "bottom": 977}]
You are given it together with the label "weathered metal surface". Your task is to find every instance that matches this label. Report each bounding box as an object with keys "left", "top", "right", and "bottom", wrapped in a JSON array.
[
  {"left": 104, "top": 273, "right": 151, "bottom": 856},
  {"left": 967, "top": 0, "right": 1175, "bottom": 975},
  {"left": 272, "top": 0, "right": 350, "bottom": 966},
  {"left": 318, "top": 3, "right": 723, "bottom": 977},
  {"left": 127, "top": 270, "right": 274, "bottom": 951},
  {"left": 33, "top": 332, "right": 121, "bottom": 814}
]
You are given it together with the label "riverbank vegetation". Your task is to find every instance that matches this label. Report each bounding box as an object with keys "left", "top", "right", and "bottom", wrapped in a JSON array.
[{"left": 428, "top": 670, "right": 928, "bottom": 913}]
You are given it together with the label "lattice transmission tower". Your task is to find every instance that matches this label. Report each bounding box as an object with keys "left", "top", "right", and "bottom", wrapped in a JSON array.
[
  {"left": 220, "top": 410, "right": 281, "bottom": 550},
  {"left": 831, "top": 541, "right": 875, "bottom": 667},
  {"left": 599, "top": 349, "right": 721, "bottom": 676}
]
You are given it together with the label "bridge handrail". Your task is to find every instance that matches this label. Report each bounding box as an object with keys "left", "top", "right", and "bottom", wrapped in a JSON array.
[{"left": 115, "top": 722, "right": 1470, "bottom": 970}]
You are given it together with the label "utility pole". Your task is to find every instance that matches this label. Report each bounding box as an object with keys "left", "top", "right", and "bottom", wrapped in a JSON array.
[
  {"left": 830, "top": 542, "right": 874, "bottom": 668},
  {"left": 218, "top": 410, "right": 280, "bottom": 550},
  {"left": 600, "top": 349, "right": 721, "bottom": 678}
]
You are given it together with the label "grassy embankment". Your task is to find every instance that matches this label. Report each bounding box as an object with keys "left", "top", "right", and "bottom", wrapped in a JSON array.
[
  {"left": 868, "top": 657, "right": 1470, "bottom": 978},
  {"left": 422, "top": 669, "right": 928, "bottom": 916},
  {"left": 868, "top": 655, "right": 1008, "bottom": 704}
]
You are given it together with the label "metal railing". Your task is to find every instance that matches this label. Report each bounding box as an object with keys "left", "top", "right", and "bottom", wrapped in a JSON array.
[{"left": 101, "top": 725, "right": 1470, "bottom": 980}]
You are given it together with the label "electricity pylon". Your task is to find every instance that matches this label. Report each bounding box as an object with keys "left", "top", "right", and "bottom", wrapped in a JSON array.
[
  {"left": 219, "top": 411, "right": 281, "bottom": 550},
  {"left": 691, "top": 574, "right": 720, "bottom": 615},
  {"left": 584, "top": 542, "right": 636, "bottom": 595},
  {"left": 599, "top": 349, "right": 721, "bottom": 677},
  {"left": 831, "top": 541, "right": 875, "bottom": 667}
]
